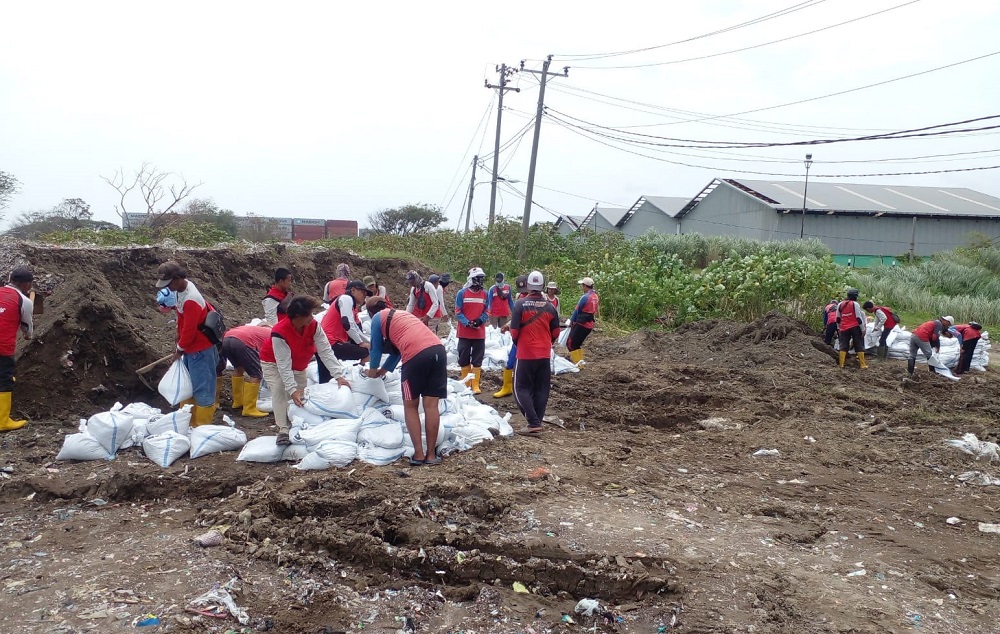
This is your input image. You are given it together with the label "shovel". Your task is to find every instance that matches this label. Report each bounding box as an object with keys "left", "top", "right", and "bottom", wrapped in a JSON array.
[{"left": 136, "top": 354, "right": 175, "bottom": 391}]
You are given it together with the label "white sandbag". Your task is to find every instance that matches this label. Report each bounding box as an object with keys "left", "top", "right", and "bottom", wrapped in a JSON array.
[
  {"left": 121, "top": 403, "right": 162, "bottom": 419},
  {"left": 282, "top": 443, "right": 309, "bottom": 462},
  {"left": 146, "top": 405, "right": 193, "bottom": 436},
  {"left": 347, "top": 366, "right": 394, "bottom": 403},
  {"left": 452, "top": 423, "right": 494, "bottom": 446},
  {"left": 356, "top": 441, "right": 406, "bottom": 466},
  {"left": 142, "top": 431, "right": 190, "bottom": 467},
  {"left": 288, "top": 403, "right": 326, "bottom": 426},
  {"left": 385, "top": 404, "right": 406, "bottom": 421},
  {"left": 121, "top": 419, "right": 148, "bottom": 449},
  {"left": 303, "top": 383, "right": 360, "bottom": 419},
  {"left": 358, "top": 417, "right": 405, "bottom": 449},
  {"left": 86, "top": 408, "right": 135, "bottom": 454},
  {"left": 353, "top": 392, "right": 390, "bottom": 412},
  {"left": 557, "top": 326, "right": 570, "bottom": 348},
  {"left": 256, "top": 397, "right": 273, "bottom": 413},
  {"left": 552, "top": 353, "right": 580, "bottom": 375},
  {"left": 158, "top": 360, "right": 193, "bottom": 406},
  {"left": 295, "top": 440, "right": 358, "bottom": 470},
  {"left": 236, "top": 436, "right": 286, "bottom": 463},
  {"left": 56, "top": 433, "right": 112, "bottom": 461},
  {"left": 292, "top": 417, "right": 363, "bottom": 448},
  {"left": 306, "top": 360, "right": 320, "bottom": 386},
  {"left": 189, "top": 425, "right": 247, "bottom": 459}
]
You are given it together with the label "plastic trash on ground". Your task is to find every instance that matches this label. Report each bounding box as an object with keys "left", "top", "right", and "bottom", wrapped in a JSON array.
[{"left": 944, "top": 433, "right": 999, "bottom": 462}]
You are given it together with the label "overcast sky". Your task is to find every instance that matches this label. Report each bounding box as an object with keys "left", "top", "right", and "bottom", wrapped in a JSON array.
[{"left": 1, "top": 0, "right": 998, "bottom": 229}]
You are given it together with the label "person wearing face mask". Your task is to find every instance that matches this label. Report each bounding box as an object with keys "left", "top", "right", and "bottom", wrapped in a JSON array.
[
  {"left": 454, "top": 267, "right": 489, "bottom": 395},
  {"left": 404, "top": 270, "right": 439, "bottom": 326}
]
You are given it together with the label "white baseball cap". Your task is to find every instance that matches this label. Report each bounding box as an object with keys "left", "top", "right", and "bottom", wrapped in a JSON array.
[
  {"left": 527, "top": 271, "right": 544, "bottom": 291},
  {"left": 941, "top": 315, "right": 955, "bottom": 324},
  {"left": 578, "top": 276, "right": 594, "bottom": 286}
]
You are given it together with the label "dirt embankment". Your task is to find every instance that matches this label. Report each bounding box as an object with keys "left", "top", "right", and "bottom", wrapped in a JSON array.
[{"left": 10, "top": 242, "right": 427, "bottom": 418}]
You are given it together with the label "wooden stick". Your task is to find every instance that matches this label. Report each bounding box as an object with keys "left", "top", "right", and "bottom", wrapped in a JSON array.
[{"left": 136, "top": 354, "right": 175, "bottom": 375}]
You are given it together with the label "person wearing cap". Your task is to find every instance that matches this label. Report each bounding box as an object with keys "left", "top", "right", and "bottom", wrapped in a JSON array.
[
  {"left": 263, "top": 268, "right": 294, "bottom": 326},
  {"left": 545, "top": 281, "right": 561, "bottom": 314},
  {"left": 510, "top": 271, "right": 561, "bottom": 436},
  {"left": 427, "top": 274, "right": 449, "bottom": 336},
  {"left": 365, "top": 296, "right": 447, "bottom": 466},
  {"left": 221, "top": 324, "right": 271, "bottom": 417},
  {"left": 835, "top": 288, "right": 868, "bottom": 369},
  {"left": 156, "top": 261, "right": 221, "bottom": 426},
  {"left": 455, "top": 268, "right": 489, "bottom": 394},
  {"left": 319, "top": 280, "right": 371, "bottom": 378},
  {"left": 364, "top": 275, "right": 393, "bottom": 308},
  {"left": 908, "top": 316, "right": 954, "bottom": 376},
  {"left": 0, "top": 267, "right": 35, "bottom": 431},
  {"left": 952, "top": 321, "right": 983, "bottom": 375},
  {"left": 323, "top": 263, "right": 351, "bottom": 303},
  {"left": 260, "top": 296, "right": 350, "bottom": 445},
  {"left": 486, "top": 273, "right": 514, "bottom": 328},
  {"left": 862, "top": 301, "right": 898, "bottom": 361},
  {"left": 567, "top": 276, "right": 599, "bottom": 367},
  {"left": 822, "top": 299, "right": 839, "bottom": 347},
  {"left": 494, "top": 274, "right": 528, "bottom": 398},
  {"left": 404, "top": 270, "right": 439, "bottom": 325}
]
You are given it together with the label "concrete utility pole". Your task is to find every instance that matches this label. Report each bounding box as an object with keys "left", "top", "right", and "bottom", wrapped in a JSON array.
[
  {"left": 518, "top": 55, "right": 568, "bottom": 262},
  {"left": 485, "top": 64, "right": 520, "bottom": 230},
  {"left": 464, "top": 155, "right": 478, "bottom": 232},
  {"left": 799, "top": 153, "right": 813, "bottom": 240}
]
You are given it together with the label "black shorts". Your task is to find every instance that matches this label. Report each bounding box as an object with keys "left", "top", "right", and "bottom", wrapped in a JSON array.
[
  {"left": 457, "top": 338, "right": 485, "bottom": 367},
  {"left": 221, "top": 338, "right": 261, "bottom": 379},
  {"left": 401, "top": 344, "right": 448, "bottom": 401},
  {"left": 838, "top": 325, "right": 864, "bottom": 354},
  {"left": 567, "top": 324, "right": 593, "bottom": 351},
  {"left": 332, "top": 341, "right": 369, "bottom": 361}
]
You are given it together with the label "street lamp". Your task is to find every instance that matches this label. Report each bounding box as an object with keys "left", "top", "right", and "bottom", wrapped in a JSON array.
[
  {"left": 464, "top": 176, "right": 520, "bottom": 232},
  {"left": 799, "top": 153, "right": 813, "bottom": 240}
]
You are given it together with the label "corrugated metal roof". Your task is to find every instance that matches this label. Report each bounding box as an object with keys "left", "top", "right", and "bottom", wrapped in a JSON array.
[
  {"left": 642, "top": 196, "right": 691, "bottom": 218},
  {"left": 730, "top": 179, "right": 1000, "bottom": 217},
  {"left": 554, "top": 214, "right": 586, "bottom": 229},
  {"left": 596, "top": 206, "right": 628, "bottom": 226}
]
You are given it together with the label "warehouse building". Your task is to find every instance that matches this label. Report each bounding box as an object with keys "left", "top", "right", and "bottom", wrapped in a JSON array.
[
  {"left": 570, "top": 196, "right": 690, "bottom": 238},
  {"left": 676, "top": 179, "right": 1000, "bottom": 263}
]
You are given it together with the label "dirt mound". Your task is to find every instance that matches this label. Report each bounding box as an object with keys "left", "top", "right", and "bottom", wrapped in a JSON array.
[{"left": 10, "top": 242, "right": 428, "bottom": 418}]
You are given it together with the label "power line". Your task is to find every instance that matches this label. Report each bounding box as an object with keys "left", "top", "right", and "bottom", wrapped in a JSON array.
[
  {"left": 440, "top": 94, "right": 496, "bottom": 214},
  {"left": 554, "top": 0, "right": 830, "bottom": 61},
  {"left": 567, "top": 0, "right": 923, "bottom": 70}
]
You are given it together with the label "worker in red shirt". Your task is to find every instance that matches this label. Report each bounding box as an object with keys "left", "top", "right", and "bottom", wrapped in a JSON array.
[
  {"left": 511, "top": 271, "right": 561, "bottom": 436},
  {"left": 545, "top": 281, "right": 561, "bottom": 314},
  {"left": 835, "top": 288, "right": 868, "bottom": 369},
  {"left": 455, "top": 268, "right": 489, "bottom": 394},
  {"left": 822, "top": 299, "right": 839, "bottom": 346},
  {"left": 567, "top": 276, "right": 599, "bottom": 367},
  {"left": 156, "top": 261, "right": 220, "bottom": 426},
  {"left": 260, "top": 296, "right": 350, "bottom": 445},
  {"left": 262, "top": 268, "right": 293, "bottom": 326},
  {"left": 364, "top": 275, "right": 393, "bottom": 308},
  {"left": 862, "top": 301, "right": 898, "bottom": 361},
  {"left": 952, "top": 321, "right": 983, "bottom": 374},
  {"left": 365, "top": 297, "right": 448, "bottom": 466},
  {"left": 221, "top": 324, "right": 271, "bottom": 417},
  {"left": 323, "top": 263, "right": 351, "bottom": 303},
  {"left": 907, "top": 315, "right": 954, "bottom": 376},
  {"left": 0, "top": 267, "right": 35, "bottom": 431},
  {"left": 404, "top": 270, "right": 439, "bottom": 325},
  {"left": 494, "top": 275, "right": 528, "bottom": 398},
  {"left": 486, "top": 273, "right": 514, "bottom": 328},
  {"left": 319, "top": 280, "right": 371, "bottom": 377}
]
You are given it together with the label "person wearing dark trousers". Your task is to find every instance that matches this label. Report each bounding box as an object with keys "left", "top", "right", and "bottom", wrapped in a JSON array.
[
  {"left": 835, "top": 288, "right": 868, "bottom": 369},
  {"left": 567, "top": 276, "right": 599, "bottom": 367},
  {"left": 953, "top": 322, "right": 983, "bottom": 374},
  {"left": 455, "top": 268, "right": 488, "bottom": 394},
  {"left": 822, "top": 299, "right": 838, "bottom": 346},
  {"left": 318, "top": 280, "right": 371, "bottom": 382},
  {"left": 0, "top": 267, "right": 35, "bottom": 432},
  {"left": 511, "top": 271, "right": 561, "bottom": 437},
  {"left": 862, "top": 301, "right": 899, "bottom": 360},
  {"left": 907, "top": 316, "right": 953, "bottom": 375}
]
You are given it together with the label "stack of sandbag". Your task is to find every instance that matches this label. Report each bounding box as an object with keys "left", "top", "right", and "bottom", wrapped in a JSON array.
[
  {"left": 189, "top": 417, "right": 248, "bottom": 459},
  {"left": 302, "top": 383, "right": 360, "bottom": 419},
  {"left": 56, "top": 404, "right": 136, "bottom": 461},
  {"left": 237, "top": 436, "right": 307, "bottom": 463},
  {"left": 256, "top": 381, "right": 273, "bottom": 413}
]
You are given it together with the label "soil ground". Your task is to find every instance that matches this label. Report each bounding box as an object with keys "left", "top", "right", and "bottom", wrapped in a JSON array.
[{"left": 0, "top": 243, "right": 998, "bottom": 633}]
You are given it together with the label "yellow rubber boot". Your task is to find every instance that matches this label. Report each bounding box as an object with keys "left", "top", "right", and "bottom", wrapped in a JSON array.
[
  {"left": 472, "top": 367, "right": 482, "bottom": 395},
  {"left": 213, "top": 377, "right": 224, "bottom": 408},
  {"left": 858, "top": 352, "right": 869, "bottom": 369},
  {"left": 569, "top": 349, "right": 584, "bottom": 366},
  {"left": 0, "top": 392, "right": 27, "bottom": 432},
  {"left": 460, "top": 365, "right": 472, "bottom": 388},
  {"left": 241, "top": 382, "right": 269, "bottom": 418},
  {"left": 191, "top": 404, "right": 217, "bottom": 427},
  {"left": 493, "top": 369, "right": 514, "bottom": 398},
  {"left": 838, "top": 351, "right": 847, "bottom": 368},
  {"left": 231, "top": 376, "right": 245, "bottom": 410},
  {"left": 178, "top": 397, "right": 196, "bottom": 410}
]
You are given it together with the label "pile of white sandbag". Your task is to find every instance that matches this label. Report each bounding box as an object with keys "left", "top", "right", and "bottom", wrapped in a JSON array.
[
  {"left": 847, "top": 321, "right": 991, "bottom": 372},
  {"left": 56, "top": 402, "right": 248, "bottom": 467}
]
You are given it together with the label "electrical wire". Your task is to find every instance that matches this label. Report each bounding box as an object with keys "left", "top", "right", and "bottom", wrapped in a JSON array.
[
  {"left": 554, "top": 0, "right": 830, "bottom": 61},
  {"left": 567, "top": 0, "right": 923, "bottom": 70},
  {"left": 440, "top": 94, "right": 496, "bottom": 215}
]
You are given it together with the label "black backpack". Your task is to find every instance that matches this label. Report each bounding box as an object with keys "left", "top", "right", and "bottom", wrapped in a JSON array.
[{"left": 200, "top": 304, "right": 227, "bottom": 345}]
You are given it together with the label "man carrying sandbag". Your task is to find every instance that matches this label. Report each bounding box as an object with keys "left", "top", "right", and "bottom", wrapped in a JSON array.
[
  {"left": 365, "top": 296, "right": 447, "bottom": 466},
  {"left": 908, "top": 316, "right": 954, "bottom": 376},
  {"left": 510, "top": 271, "right": 561, "bottom": 437},
  {"left": 260, "top": 296, "right": 350, "bottom": 445},
  {"left": 156, "top": 261, "right": 220, "bottom": 427},
  {"left": 953, "top": 321, "right": 983, "bottom": 375},
  {"left": 0, "top": 267, "right": 35, "bottom": 431}
]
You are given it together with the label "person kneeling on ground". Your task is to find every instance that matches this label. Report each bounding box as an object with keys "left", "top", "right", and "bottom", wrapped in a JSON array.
[
  {"left": 260, "top": 296, "right": 350, "bottom": 445},
  {"left": 319, "top": 280, "right": 371, "bottom": 381},
  {"left": 220, "top": 324, "right": 272, "bottom": 417},
  {"left": 511, "top": 271, "right": 561, "bottom": 437},
  {"left": 952, "top": 321, "right": 982, "bottom": 375},
  {"left": 836, "top": 288, "right": 868, "bottom": 369},
  {"left": 907, "top": 316, "right": 953, "bottom": 376},
  {"left": 365, "top": 297, "right": 447, "bottom": 466}
]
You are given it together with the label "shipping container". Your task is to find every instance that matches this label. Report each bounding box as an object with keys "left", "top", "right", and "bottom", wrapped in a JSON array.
[
  {"left": 292, "top": 218, "right": 325, "bottom": 226},
  {"left": 291, "top": 225, "right": 327, "bottom": 241}
]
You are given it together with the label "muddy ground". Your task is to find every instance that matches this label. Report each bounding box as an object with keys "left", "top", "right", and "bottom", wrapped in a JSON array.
[{"left": 0, "top": 243, "right": 998, "bottom": 633}]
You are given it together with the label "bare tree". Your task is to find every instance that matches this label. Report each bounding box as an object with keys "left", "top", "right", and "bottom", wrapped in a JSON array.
[
  {"left": 101, "top": 162, "right": 202, "bottom": 228},
  {"left": 0, "top": 171, "right": 21, "bottom": 221},
  {"left": 239, "top": 214, "right": 286, "bottom": 242}
]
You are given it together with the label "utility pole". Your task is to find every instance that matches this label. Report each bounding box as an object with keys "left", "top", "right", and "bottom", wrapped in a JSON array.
[
  {"left": 485, "top": 64, "right": 520, "bottom": 230},
  {"left": 518, "top": 55, "right": 569, "bottom": 262},
  {"left": 464, "top": 155, "right": 478, "bottom": 232}
]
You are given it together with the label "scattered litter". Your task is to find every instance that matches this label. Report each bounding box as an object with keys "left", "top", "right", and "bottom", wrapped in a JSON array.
[
  {"left": 561, "top": 614, "right": 575, "bottom": 624},
  {"left": 846, "top": 569, "right": 867, "bottom": 577},
  {"left": 512, "top": 581, "right": 529, "bottom": 594},
  {"left": 977, "top": 522, "right": 1000, "bottom": 534},
  {"left": 946, "top": 517, "right": 962, "bottom": 525},
  {"left": 134, "top": 614, "right": 160, "bottom": 627},
  {"left": 194, "top": 529, "right": 225, "bottom": 547},
  {"left": 574, "top": 599, "right": 601, "bottom": 616},
  {"left": 944, "top": 433, "right": 999, "bottom": 462},
  {"left": 803, "top": 435, "right": 816, "bottom": 443},
  {"left": 698, "top": 417, "right": 742, "bottom": 431},
  {"left": 90, "top": 498, "right": 107, "bottom": 506},
  {"left": 527, "top": 467, "right": 551, "bottom": 480},
  {"left": 752, "top": 449, "right": 780, "bottom": 457},
  {"left": 186, "top": 579, "right": 249, "bottom": 624},
  {"left": 957, "top": 471, "right": 1000, "bottom": 486}
]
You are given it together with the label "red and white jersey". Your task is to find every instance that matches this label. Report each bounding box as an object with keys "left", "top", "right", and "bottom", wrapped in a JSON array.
[{"left": 0, "top": 286, "right": 32, "bottom": 357}]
